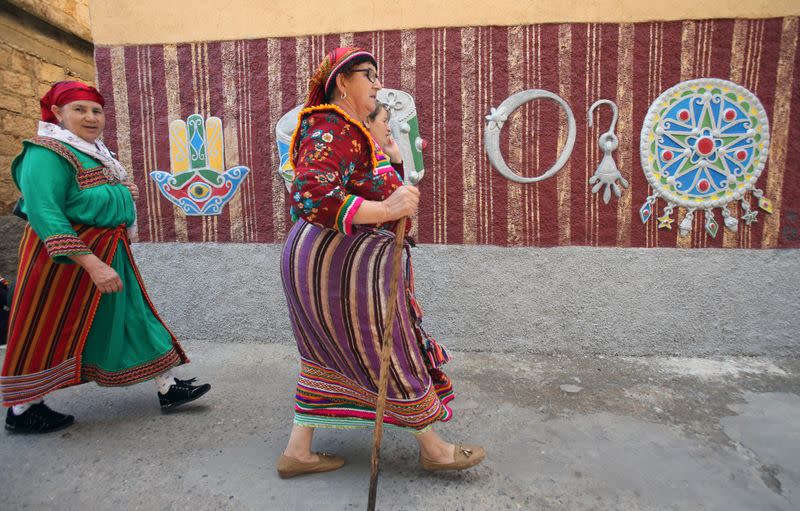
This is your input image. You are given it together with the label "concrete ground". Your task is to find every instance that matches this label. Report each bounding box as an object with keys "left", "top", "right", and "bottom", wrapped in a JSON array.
[{"left": 1, "top": 341, "right": 798, "bottom": 511}]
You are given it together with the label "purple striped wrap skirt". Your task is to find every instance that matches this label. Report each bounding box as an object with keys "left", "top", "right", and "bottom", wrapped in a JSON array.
[{"left": 281, "top": 219, "right": 454, "bottom": 430}]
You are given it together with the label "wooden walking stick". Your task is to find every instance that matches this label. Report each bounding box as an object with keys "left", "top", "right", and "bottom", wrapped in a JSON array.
[{"left": 367, "top": 216, "right": 408, "bottom": 511}]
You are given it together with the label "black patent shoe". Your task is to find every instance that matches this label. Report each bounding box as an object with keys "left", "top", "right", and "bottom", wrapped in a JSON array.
[
  {"left": 158, "top": 377, "right": 211, "bottom": 410},
  {"left": 5, "top": 403, "right": 74, "bottom": 433}
]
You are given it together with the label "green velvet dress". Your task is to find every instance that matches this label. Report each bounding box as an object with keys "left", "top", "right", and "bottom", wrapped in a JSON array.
[{"left": 13, "top": 140, "right": 184, "bottom": 385}]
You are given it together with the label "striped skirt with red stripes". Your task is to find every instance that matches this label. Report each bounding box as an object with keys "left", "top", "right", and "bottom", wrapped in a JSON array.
[{"left": 0, "top": 224, "right": 185, "bottom": 406}]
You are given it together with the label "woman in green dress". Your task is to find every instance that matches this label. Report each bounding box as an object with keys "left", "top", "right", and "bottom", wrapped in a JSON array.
[{"left": 1, "top": 81, "right": 210, "bottom": 433}]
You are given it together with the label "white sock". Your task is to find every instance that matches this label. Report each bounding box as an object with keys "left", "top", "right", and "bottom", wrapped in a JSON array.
[
  {"left": 155, "top": 373, "right": 176, "bottom": 394},
  {"left": 12, "top": 399, "right": 43, "bottom": 416}
]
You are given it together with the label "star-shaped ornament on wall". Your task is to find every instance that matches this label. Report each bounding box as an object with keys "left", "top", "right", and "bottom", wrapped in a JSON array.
[
  {"left": 657, "top": 214, "right": 675, "bottom": 230},
  {"left": 742, "top": 210, "right": 759, "bottom": 225}
]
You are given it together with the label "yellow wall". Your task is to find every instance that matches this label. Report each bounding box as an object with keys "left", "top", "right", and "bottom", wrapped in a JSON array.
[{"left": 90, "top": 0, "right": 800, "bottom": 45}]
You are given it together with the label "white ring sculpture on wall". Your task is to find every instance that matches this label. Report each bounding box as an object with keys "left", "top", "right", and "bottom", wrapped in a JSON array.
[{"left": 484, "top": 89, "right": 576, "bottom": 183}]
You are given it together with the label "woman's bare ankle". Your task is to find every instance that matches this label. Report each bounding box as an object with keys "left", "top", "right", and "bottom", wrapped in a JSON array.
[
  {"left": 417, "top": 435, "right": 456, "bottom": 463},
  {"left": 282, "top": 447, "right": 318, "bottom": 463},
  {"left": 283, "top": 425, "right": 317, "bottom": 462}
]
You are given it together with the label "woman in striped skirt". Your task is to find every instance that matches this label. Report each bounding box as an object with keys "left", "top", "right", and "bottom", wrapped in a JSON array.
[
  {"left": 277, "top": 47, "right": 485, "bottom": 478},
  {"left": 2, "top": 81, "right": 210, "bottom": 433}
]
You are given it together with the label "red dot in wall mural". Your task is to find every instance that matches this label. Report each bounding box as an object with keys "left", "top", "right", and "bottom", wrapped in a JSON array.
[
  {"left": 724, "top": 109, "right": 737, "bottom": 121},
  {"left": 697, "top": 137, "right": 714, "bottom": 155},
  {"left": 679, "top": 109, "right": 690, "bottom": 121},
  {"left": 737, "top": 150, "right": 747, "bottom": 161},
  {"left": 698, "top": 179, "right": 710, "bottom": 193},
  {"left": 662, "top": 150, "right": 674, "bottom": 161}
]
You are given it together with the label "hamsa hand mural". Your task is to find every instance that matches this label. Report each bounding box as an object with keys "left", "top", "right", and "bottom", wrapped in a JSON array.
[
  {"left": 275, "top": 89, "right": 426, "bottom": 190},
  {"left": 150, "top": 114, "right": 250, "bottom": 215}
]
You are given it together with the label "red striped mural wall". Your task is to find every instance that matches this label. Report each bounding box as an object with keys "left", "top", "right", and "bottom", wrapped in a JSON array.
[{"left": 95, "top": 17, "right": 800, "bottom": 248}]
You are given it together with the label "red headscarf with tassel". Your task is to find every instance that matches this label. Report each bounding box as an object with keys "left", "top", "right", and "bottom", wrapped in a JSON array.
[{"left": 40, "top": 81, "right": 105, "bottom": 123}]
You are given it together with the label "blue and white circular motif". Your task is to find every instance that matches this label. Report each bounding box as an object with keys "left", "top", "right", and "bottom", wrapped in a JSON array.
[{"left": 640, "top": 78, "right": 770, "bottom": 209}]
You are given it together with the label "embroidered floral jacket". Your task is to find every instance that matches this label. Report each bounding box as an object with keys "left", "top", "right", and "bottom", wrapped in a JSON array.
[{"left": 289, "top": 105, "right": 407, "bottom": 235}]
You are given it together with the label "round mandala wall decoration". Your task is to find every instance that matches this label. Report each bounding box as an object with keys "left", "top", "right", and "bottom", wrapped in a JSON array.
[{"left": 639, "top": 78, "right": 773, "bottom": 237}]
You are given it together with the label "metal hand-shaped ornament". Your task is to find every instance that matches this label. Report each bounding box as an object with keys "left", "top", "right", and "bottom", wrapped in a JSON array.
[
  {"left": 150, "top": 114, "right": 250, "bottom": 215},
  {"left": 588, "top": 99, "right": 628, "bottom": 204}
]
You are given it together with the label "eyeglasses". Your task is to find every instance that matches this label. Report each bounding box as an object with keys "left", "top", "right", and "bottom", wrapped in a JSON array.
[{"left": 351, "top": 68, "right": 380, "bottom": 84}]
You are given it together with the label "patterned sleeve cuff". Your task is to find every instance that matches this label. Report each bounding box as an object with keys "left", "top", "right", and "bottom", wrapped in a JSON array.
[
  {"left": 335, "top": 195, "right": 364, "bottom": 235},
  {"left": 44, "top": 233, "right": 92, "bottom": 260}
]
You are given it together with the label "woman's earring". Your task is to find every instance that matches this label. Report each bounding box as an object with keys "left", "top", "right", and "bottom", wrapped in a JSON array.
[{"left": 342, "top": 91, "right": 347, "bottom": 100}]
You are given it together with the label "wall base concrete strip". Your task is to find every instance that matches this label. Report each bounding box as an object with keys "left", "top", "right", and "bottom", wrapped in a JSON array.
[{"left": 131, "top": 243, "right": 800, "bottom": 356}]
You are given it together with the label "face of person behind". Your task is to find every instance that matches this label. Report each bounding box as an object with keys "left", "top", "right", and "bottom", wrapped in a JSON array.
[
  {"left": 338, "top": 63, "right": 381, "bottom": 122},
  {"left": 366, "top": 108, "right": 392, "bottom": 148},
  {"left": 52, "top": 100, "right": 105, "bottom": 143}
]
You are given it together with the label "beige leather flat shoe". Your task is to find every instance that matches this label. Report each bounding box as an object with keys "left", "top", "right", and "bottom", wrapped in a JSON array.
[
  {"left": 420, "top": 444, "right": 486, "bottom": 471},
  {"left": 276, "top": 452, "right": 346, "bottom": 479}
]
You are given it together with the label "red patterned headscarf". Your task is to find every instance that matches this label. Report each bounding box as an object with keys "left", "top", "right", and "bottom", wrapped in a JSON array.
[
  {"left": 305, "top": 47, "right": 377, "bottom": 108},
  {"left": 40, "top": 81, "right": 105, "bottom": 123}
]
